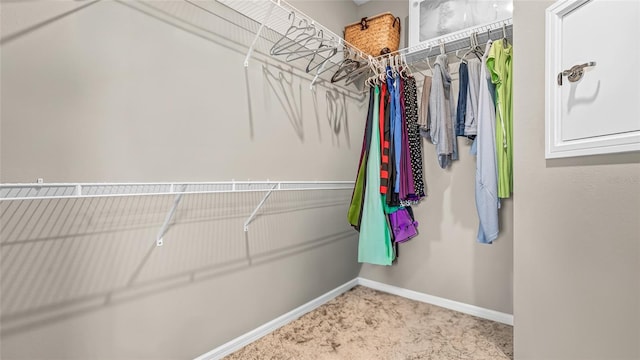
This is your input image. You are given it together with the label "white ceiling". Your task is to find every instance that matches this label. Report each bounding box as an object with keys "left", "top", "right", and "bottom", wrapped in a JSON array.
[{"left": 353, "top": 0, "right": 371, "bottom": 5}]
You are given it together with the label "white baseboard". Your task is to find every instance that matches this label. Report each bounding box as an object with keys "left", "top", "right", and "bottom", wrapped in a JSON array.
[
  {"left": 193, "top": 278, "right": 359, "bottom": 360},
  {"left": 357, "top": 277, "right": 514, "bottom": 326},
  {"left": 195, "top": 277, "right": 513, "bottom": 359}
]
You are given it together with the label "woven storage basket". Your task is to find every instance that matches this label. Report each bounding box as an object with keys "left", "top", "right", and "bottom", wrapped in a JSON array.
[{"left": 344, "top": 12, "right": 401, "bottom": 57}]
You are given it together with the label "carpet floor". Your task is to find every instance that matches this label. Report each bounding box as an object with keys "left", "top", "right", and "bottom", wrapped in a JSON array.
[{"left": 224, "top": 286, "right": 513, "bottom": 360}]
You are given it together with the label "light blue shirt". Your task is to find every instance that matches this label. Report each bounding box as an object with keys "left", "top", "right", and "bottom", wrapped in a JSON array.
[{"left": 474, "top": 40, "right": 500, "bottom": 244}]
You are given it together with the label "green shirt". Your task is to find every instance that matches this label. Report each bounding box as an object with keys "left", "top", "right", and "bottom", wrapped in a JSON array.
[{"left": 487, "top": 40, "right": 513, "bottom": 199}]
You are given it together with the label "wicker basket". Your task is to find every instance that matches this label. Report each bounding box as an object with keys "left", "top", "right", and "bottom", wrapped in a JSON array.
[{"left": 344, "top": 12, "right": 401, "bottom": 57}]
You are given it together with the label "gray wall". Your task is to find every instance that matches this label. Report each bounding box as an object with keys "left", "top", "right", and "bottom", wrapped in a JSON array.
[
  {"left": 356, "top": 0, "right": 514, "bottom": 315},
  {"left": 513, "top": 1, "right": 640, "bottom": 359},
  {"left": 0, "top": 1, "right": 362, "bottom": 359}
]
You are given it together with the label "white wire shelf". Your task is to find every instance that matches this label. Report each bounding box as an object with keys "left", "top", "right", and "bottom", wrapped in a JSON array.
[
  {"left": 0, "top": 181, "right": 355, "bottom": 201},
  {"left": 216, "top": 0, "right": 368, "bottom": 88},
  {"left": 0, "top": 180, "right": 355, "bottom": 245},
  {"left": 397, "top": 18, "right": 513, "bottom": 66}
]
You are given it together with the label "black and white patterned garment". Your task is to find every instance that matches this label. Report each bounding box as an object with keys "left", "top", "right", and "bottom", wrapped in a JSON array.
[{"left": 403, "top": 76, "right": 426, "bottom": 200}]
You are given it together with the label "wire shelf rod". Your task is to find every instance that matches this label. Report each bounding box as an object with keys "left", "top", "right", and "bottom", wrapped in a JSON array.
[
  {"left": 376, "top": 18, "right": 513, "bottom": 65},
  {"left": 0, "top": 181, "right": 355, "bottom": 201}
]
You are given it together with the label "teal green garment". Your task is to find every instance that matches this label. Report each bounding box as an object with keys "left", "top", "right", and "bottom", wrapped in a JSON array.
[
  {"left": 381, "top": 195, "right": 401, "bottom": 215},
  {"left": 358, "top": 86, "right": 394, "bottom": 266}
]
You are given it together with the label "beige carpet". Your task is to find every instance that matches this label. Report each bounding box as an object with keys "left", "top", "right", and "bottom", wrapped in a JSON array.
[{"left": 224, "top": 286, "right": 513, "bottom": 360}]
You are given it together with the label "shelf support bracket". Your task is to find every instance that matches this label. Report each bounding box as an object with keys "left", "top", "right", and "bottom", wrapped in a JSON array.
[
  {"left": 156, "top": 185, "right": 186, "bottom": 246},
  {"left": 243, "top": 183, "right": 278, "bottom": 232},
  {"left": 244, "top": 0, "right": 276, "bottom": 67}
]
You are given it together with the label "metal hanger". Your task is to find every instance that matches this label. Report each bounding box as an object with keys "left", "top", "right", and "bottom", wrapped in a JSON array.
[
  {"left": 302, "top": 31, "right": 339, "bottom": 73},
  {"left": 270, "top": 14, "right": 316, "bottom": 56},
  {"left": 285, "top": 29, "right": 337, "bottom": 62},
  {"left": 331, "top": 48, "right": 364, "bottom": 83},
  {"left": 344, "top": 58, "right": 373, "bottom": 87}
]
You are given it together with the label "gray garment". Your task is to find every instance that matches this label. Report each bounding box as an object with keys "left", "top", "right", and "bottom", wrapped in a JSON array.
[
  {"left": 464, "top": 58, "right": 482, "bottom": 136},
  {"left": 429, "top": 54, "right": 458, "bottom": 169},
  {"left": 418, "top": 75, "right": 432, "bottom": 134}
]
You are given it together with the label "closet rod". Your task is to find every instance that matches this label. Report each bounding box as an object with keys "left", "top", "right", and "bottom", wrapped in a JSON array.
[
  {"left": 379, "top": 18, "right": 513, "bottom": 65},
  {"left": 0, "top": 181, "right": 355, "bottom": 201}
]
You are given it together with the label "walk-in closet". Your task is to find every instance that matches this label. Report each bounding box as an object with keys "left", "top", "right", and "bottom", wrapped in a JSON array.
[{"left": 1, "top": 1, "right": 638, "bottom": 359}]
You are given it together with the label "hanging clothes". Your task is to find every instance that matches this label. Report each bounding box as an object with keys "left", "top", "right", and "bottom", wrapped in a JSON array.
[
  {"left": 487, "top": 39, "right": 514, "bottom": 199},
  {"left": 347, "top": 87, "right": 375, "bottom": 230},
  {"left": 358, "top": 85, "right": 394, "bottom": 266},
  {"left": 385, "top": 68, "right": 400, "bottom": 207},
  {"left": 402, "top": 76, "right": 426, "bottom": 201},
  {"left": 464, "top": 58, "right": 482, "bottom": 138},
  {"left": 455, "top": 61, "right": 469, "bottom": 137},
  {"left": 418, "top": 75, "right": 432, "bottom": 138},
  {"left": 379, "top": 83, "right": 391, "bottom": 195},
  {"left": 473, "top": 39, "right": 500, "bottom": 244},
  {"left": 392, "top": 72, "right": 403, "bottom": 199},
  {"left": 429, "top": 54, "right": 458, "bottom": 169},
  {"left": 398, "top": 76, "right": 416, "bottom": 203}
]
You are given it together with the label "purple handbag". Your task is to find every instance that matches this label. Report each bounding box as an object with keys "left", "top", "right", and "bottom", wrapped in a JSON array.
[{"left": 389, "top": 208, "right": 418, "bottom": 243}]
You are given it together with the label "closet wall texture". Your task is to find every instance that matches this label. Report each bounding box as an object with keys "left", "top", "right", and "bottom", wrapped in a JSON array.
[
  {"left": 513, "top": 1, "right": 640, "bottom": 359},
  {"left": 0, "top": 1, "right": 364, "bottom": 359},
  {"left": 356, "top": 0, "right": 514, "bottom": 316}
]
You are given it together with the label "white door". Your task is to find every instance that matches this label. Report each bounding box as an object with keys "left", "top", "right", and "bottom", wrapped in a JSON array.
[{"left": 545, "top": 0, "right": 640, "bottom": 158}]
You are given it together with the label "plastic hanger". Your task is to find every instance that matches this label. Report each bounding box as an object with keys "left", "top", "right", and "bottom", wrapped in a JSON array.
[
  {"left": 400, "top": 53, "right": 410, "bottom": 79},
  {"left": 380, "top": 57, "right": 390, "bottom": 81},
  {"left": 460, "top": 32, "right": 481, "bottom": 61},
  {"left": 455, "top": 49, "right": 467, "bottom": 64},
  {"left": 502, "top": 22, "right": 509, "bottom": 47},
  {"left": 426, "top": 44, "right": 435, "bottom": 71},
  {"left": 364, "top": 57, "right": 377, "bottom": 87},
  {"left": 390, "top": 55, "right": 398, "bottom": 78},
  {"left": 472, "top": 32, "right": 484, "bottom": 59}
]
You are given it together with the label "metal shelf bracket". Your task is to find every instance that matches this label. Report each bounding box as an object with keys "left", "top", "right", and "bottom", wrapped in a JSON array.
[
  {"left": 243, "top": 183, "right": 279, "bottom": 232},
  {"left": 244, "top": 0, "right": 276, "bottom": 67},
  {"left": 156, "top": 185, "right": 186, "bottom": 246}
]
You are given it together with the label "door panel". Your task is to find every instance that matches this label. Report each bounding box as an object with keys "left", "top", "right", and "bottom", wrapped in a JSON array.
[
  {"left": 546, "top": 0, "right": 640, "bottom": 158},
  {"left": 561, "top": 0, "right": 640, "bottom": 141}
]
